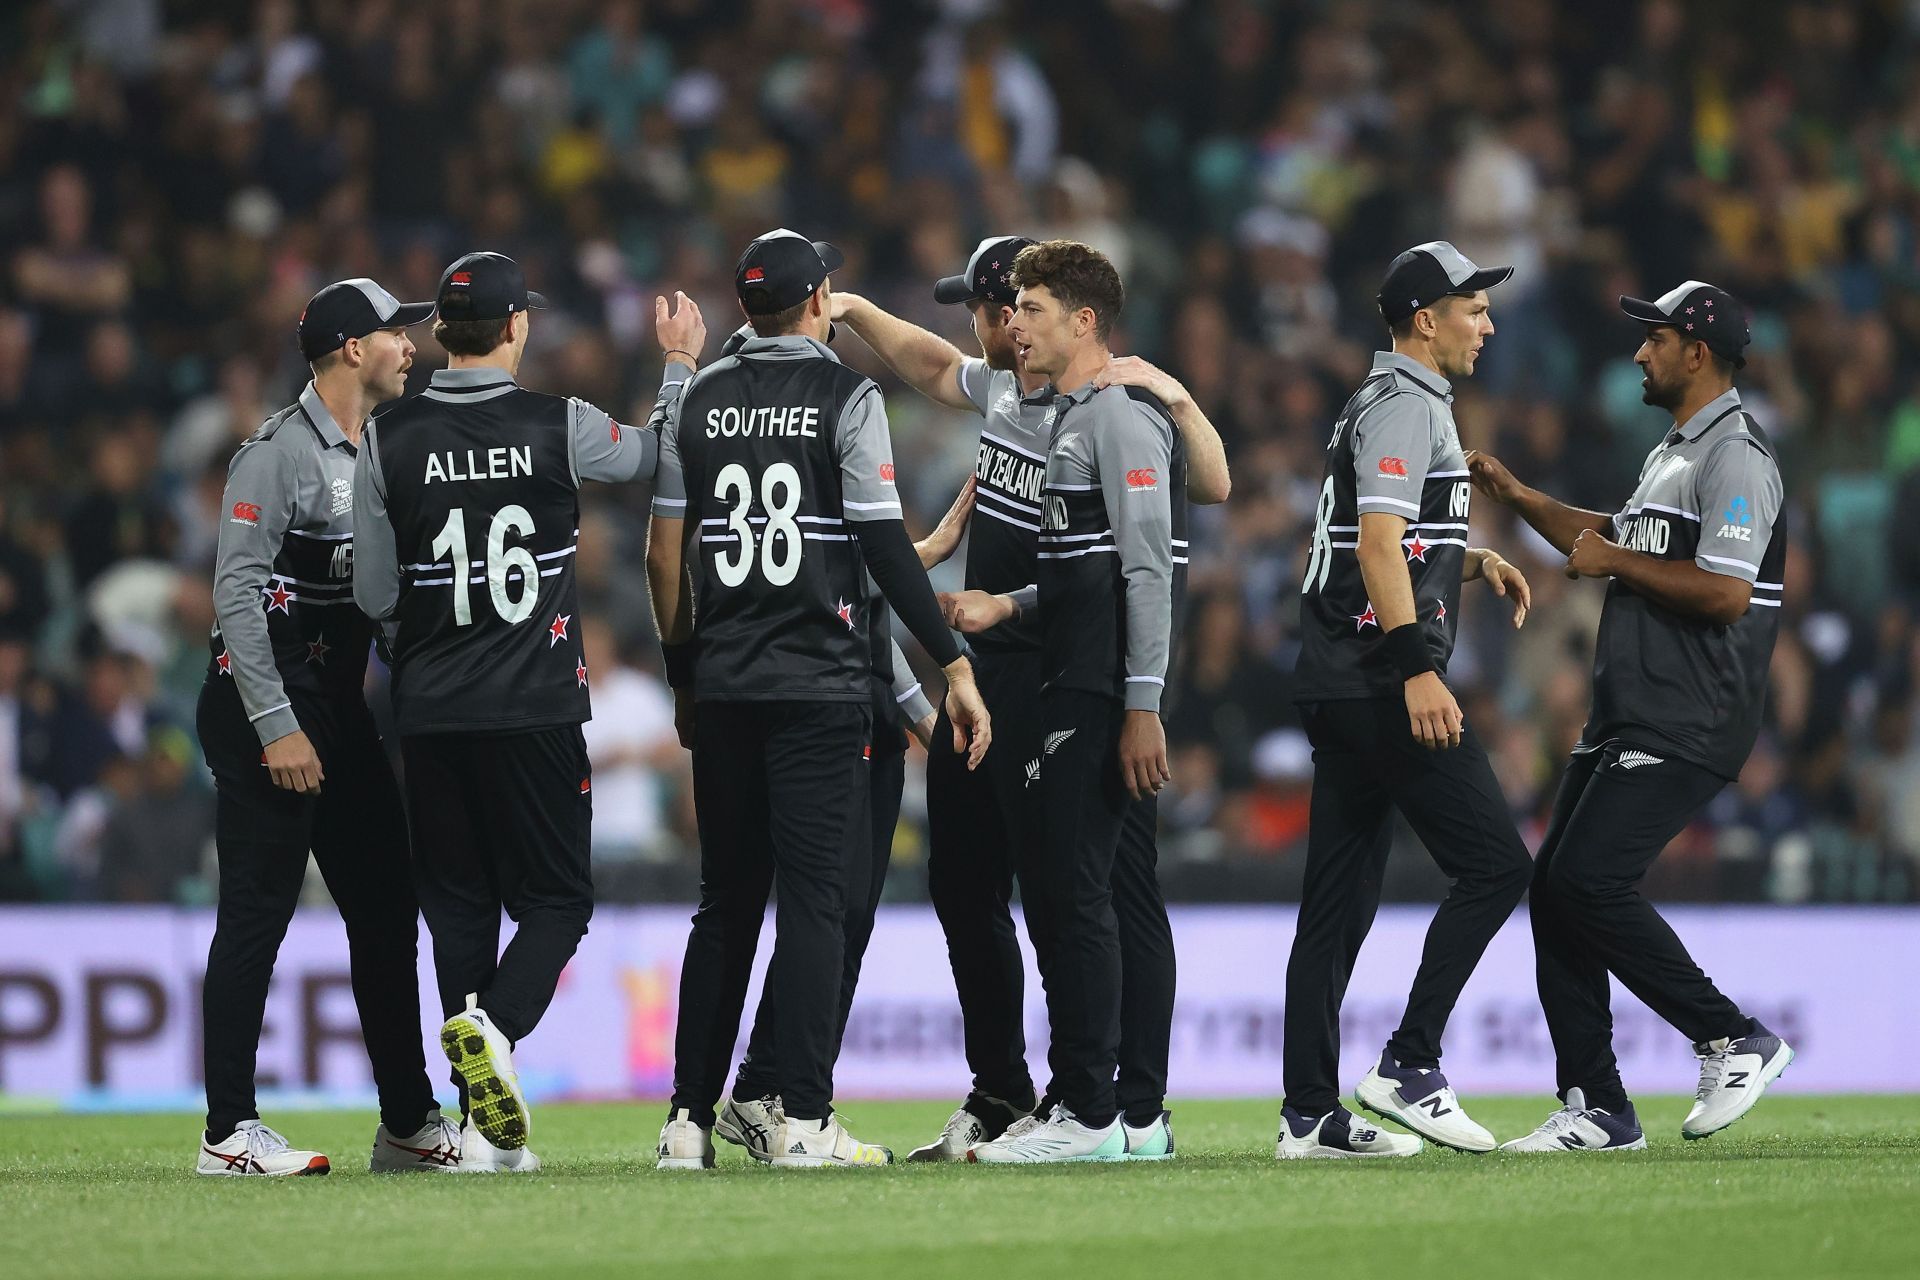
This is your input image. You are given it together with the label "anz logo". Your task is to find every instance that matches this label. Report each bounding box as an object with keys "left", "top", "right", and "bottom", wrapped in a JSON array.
[{"left": 1716, "top": 495, "right": 1754, "bottom": 543}]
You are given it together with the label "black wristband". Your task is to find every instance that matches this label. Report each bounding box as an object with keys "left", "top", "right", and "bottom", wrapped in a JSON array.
[
  {"left": 662, "top": 641, "right": 695, "bottom": 689},
  {"left": 1382, "top": 622, "right": 1437, "bottom": 681}
]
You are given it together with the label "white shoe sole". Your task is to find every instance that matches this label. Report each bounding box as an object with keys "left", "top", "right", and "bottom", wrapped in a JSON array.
[
  {"left": 1354, "top": 1074, "right": 1494, "bottom": 1153},
  {"left": 656, "top": 1156, "right": 715, "bottom": 1171},
  {"left": 1275, "top": 1140, "right": 1421, "bottom": 1160},
  {"left": 966, "top": 1147, "right": 1128, "bottom": 1164},
  {"left": 1683, "top": 1044, "right": 1794, "bottom": 1140},
  {"left": 441, "top": 1014, "right": 529, "bottom": 1151},
  {"left": 1500, "top": 1136, "right": 1648, "bottom": 1154}
]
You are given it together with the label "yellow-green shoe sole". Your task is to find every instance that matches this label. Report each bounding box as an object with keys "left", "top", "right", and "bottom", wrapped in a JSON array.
[{"left": 441, "top": 1017, "right": 529, "bottom": 1150}]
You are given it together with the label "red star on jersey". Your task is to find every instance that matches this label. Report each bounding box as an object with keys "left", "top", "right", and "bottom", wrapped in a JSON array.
[
  {"left": 548, "top": 613, "right": 572, "bottom": 648},
  {"left": 575, "top": 657, "right": 589, "bottom": 688},
  {"left": 263, "top": 581, "right": 293, "bottom": 614},
  {"left": 216, "top": 650, "right": 232, "bottom": 676},
  {"left": 1351, "top": 603, "right": 1378, "bottom": 631},
  {"left": 306, "top": 636, "right": 329, "bottom": 665},
  {"left": 1404, "top": 534, "right": 1430, "bottom": 563},
  {"left": 1435, "top": 600, "right": 1448, "bottom": 624},
  {"left": 835, "top": 598, "right": 855, "bottom": 630}
]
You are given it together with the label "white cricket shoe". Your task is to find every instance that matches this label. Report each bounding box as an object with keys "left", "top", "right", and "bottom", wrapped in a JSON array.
[
  {"left": 906, "top": 1106, "right": 992, "bottom": 1163},
  {"left": 1123, "top": 1110, "right": 1175, "bottom": 1161},
  {"left": 1354, "top": 1050, "right": 1496, "bottom": 1153},
  {"left": 716, "top": 1094, "right": 782, "bottom": 1163},
  {"left": 369, "top": 1114, "right": 464, "bottom": 1172},
  {"left": 656, "top": 1108, "right": 716, "bottom": 1170},
  {"left": 196, "top": 1120, "right": 330, "bottom": 1177},
  {"left": 440, "top": 995, "right": 529, "bottom": 1151},
  {"left": 455, "top": 1119, "right": 542, "bottom": 1173},
  {"left": 1276, "top": 1105, "right": 1422, "bottom": 1159},
  {"left": 966, "top": 1105, "right": 1127, "bottom": 1164},
  {"left": 770, "top": 1113, "right": 894, "bottom": 1167},
  {"left": 1500, "top": 1089, "right": 1648, "bottom": 1153},
  {"left": 1683, "top": 1020, "right": 1794, "bottom": 1140}
]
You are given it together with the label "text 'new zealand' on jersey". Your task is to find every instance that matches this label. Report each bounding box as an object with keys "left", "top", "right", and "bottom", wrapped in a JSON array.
[
  {"left": 956, "top": 357, "right": 1054, "bottom": 652},
  {"left": 358, "top": 369, "right": 655, "bottom": 735},
  {"left": 1035, "top": 382, "right": 1188, "bottom": 713},
  {"left": 652, "top": 335, "right": 901, "bottom": 703},
  {"left": 1294, "top": 352, "right": 1472, "bottom": 701},
  {"left": 1580, "top": 389, "right": 1784, "bottom": 779}
]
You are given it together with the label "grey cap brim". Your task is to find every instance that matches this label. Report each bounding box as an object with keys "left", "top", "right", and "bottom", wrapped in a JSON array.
[
  {"left": 1459, "top": 264, "right": 1515, "bottom": 294},
  {"left": 525, "top": 290, "right": 549, "bottom": 311},
  {"left": 1618, "top": 294, "right": 1670, "bottom": 323}
]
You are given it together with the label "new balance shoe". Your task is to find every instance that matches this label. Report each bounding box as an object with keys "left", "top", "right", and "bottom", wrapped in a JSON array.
[
  {"left": 907, "top": 1106, "right": 991, "bottom": 1163},
  {"left": 1354, "top": 1050, "right": 1495, "bottom": 1153},
  {"left": 440, "top": 995, "right": 529, "bottom": 1151},
  {"left": 716, "top": 1094, "right": 782, "bottom": 1163},
  {"left": 369, "top": 1114, "right": 464, "bottom": 1172},
  {"left": 196, "top": 1120, "right": 330, "bottom": 1176},
  {"left": 966, "top": 1105, "right": 1128, "bottom": 1164},
  {"left": 456, "top": 1119, "right": 541, "bottom": 1173},
  {"left": 1275, "top": 1105, "right": 1422, "bottom": 1159},
  {"left": 1123, "top": 1110, "right": 1175, "bottom": 1161},
  {"left": 770, "top": 1113, "right": 893, "bottom": 1167},
  {"left": 1683, "top": 1020, "right": 1794, "bottom": 1140},
  {"left": 1500, "top": 1089, "right": 1647, "bottom": 1153},
  {"left": 657, "top": 1108, "right": 716, "bottom": 1170}
]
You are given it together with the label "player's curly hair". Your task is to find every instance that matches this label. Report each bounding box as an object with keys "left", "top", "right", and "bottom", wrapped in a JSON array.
[{"left": 1009, "top": 240, "right": 1125, "bottom": 341}]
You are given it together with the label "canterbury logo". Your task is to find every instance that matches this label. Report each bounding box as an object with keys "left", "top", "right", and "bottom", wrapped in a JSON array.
[
  {"left": 1615, "top": 749, "right": 1664, "bottom": 771},
  {"left": 1024, "top": 730, "right": 1077, "bottom": 789}
]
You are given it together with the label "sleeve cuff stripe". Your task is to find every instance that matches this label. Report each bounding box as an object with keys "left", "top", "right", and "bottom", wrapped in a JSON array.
[
  {"left": 1125, "top": 675, "right": 1166, "bottom": 685},
  {"left": 894, "top": 683, "right": 923, "bottom": 704},
  {"left": 843, "top": 499, "right": 904, "bottom": 512},
  {"left": 1356, "top": 497, "right": 1421, "bottom": 514},
  {"left": 1699, "top": 554, "right": 1759, "bottom": 576},
  {"left": 248, "top": 701, "right": 293, "bottom": 722}
]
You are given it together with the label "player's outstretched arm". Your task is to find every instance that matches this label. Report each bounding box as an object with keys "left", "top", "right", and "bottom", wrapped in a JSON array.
[
  {"left": 833, "top": 292, "right": 977, "bottom": 412},
  {"left": 1463, "top": 546, "right": 1530, "bottom": 628},
  {"left": 915, "top": 476, "right": 975, "bottom": 569},
  {"left": 1467, "top": 449, "right": 1611, "bottom": 555},
  {"left": 1094, "top": 355, "right": 1231, "bottom": 504}
]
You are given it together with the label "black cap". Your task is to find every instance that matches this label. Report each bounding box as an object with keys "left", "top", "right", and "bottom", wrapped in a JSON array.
[
  {"left": 736, "top": 229, "right": 843, "bottom": 314},
  {"left": 297, "top": 278, "right": 434, "bottom": 361},
  {"left": 1377, "top": 241, "right": 1514, "bottom": 325},
  {"left": 1619, "top": 280, "right": 1750, "bottom": 368},
  {"left": 933, "top": 235, "right": 1036, "bottom": 307},
  {"left": 436, "top": 251, "right": 548, "bottom": 322}
]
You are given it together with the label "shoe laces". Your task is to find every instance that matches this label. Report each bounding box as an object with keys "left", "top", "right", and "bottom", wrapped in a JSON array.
[
  {"left": 1001, "top": 1113, "right": 1047, "bottom": 1140},
  {"left": 1694, "top": 1044, "right": 1734, "bottom": 1100},
  {"left": 940, "top": 1107, "right": 979, "bottom": 1139},
  {"left": 1534, "top": 1106, "right": 1584, "bottom": 1140},
  {"left": 244, "top": 1123, "right": 290, "bottom": 1157}
]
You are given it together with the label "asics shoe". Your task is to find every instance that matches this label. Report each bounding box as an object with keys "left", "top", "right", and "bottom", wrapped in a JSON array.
[
  {"left": 369, "top": 1114, "right": 463, "bottom": 1172},
  {"left": 196, "top": 1120, "right": 329, "bottom": 1176},
  {"left": 716, "top": 1094, "right": 782, "bottom": 1164},
  {"left": 440, "top": 995, "right": 529, "bottom": 1151},
  {"left": 1354, "top": 1050, "right": 1495, "bottom": 1153},
  {"left": 1683, "top": 1020, "right": 1794, "bottom": 1140},
  {"left": 1276, "top": 1105, "right": 1422, "bottom": 1159}
]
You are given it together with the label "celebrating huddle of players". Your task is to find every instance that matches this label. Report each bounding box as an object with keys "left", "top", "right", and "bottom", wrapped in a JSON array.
[{"left": 192, "top": 230, "right": 1792, "bottom": 1176}]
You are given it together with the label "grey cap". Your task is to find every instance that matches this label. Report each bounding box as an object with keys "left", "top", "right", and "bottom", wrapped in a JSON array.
[{"left": 1377, "top": 241, "right": 1513, "bottom": 324}]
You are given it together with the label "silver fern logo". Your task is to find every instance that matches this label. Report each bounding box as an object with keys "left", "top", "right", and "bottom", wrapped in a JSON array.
[
  {"left": 1615, "top": 749, "right": 1664, "bottom": 771},
  {"left": 1024, "top": 729, "right": 1077, "bottom": 788}
]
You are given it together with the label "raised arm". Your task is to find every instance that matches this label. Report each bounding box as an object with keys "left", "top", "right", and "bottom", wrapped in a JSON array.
[{"left": 833, "top": 292, "right": 979, "bottom": 413}]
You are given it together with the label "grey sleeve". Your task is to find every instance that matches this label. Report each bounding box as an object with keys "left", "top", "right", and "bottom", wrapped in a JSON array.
[
  {"left": 1691, "top": 437, "right": 1783, "bottom": 583},
  {"left": 648, "top": 372, "right": 689, "bottom": 519},
  {"left": 351, "top": 423, "right": 403, "bottom": 623},
  {"left": 956, "top": 358, "right": 992, "bottom": 416},
  {"left": 211, "top": 434, "right": 300, "bottom": 746},
  {"left": 1008, "top": 582, "right": 1040, "bottom": 616},
  {"left": 1092, "top": 395, "right": 1177, "bottom": 713},
  {"left": 888, "top": 639, "right": 935, "bottom": 724},
  {"left": 569, "top": 393, "right": 662, "bottom": 486},
  {"left": 1351, "top": 392, "right": 1431, "bottom": 519},
  {"left": 835, "top": 383, "right": 903, "bottom": 521}
]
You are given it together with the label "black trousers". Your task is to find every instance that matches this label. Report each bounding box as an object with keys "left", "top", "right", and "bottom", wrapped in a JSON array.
[
  {"left": 402, "top": 725, "right": 593, "bottom": 1115},
  {"left": 1283, "top": 697, "right": 1533, "bottom": 1115},
  {"left": 1112, "top": 796, "right": 1176, "bottom": 1124},
  {"left": 669, "top": 700, "right": 872, "bottom": 1123},
  {"left": 925, "top": 649, "right": 1041, "bottom": 1106},
  {"left": 197, "top": 678, "right": 437, "bottom": 1140},
  {"left": 733, "top": 709, "right": 906, "bottom": 1099},
  {"left": 1532, "top": 742, "right": 1748, "bottom": 1109}
]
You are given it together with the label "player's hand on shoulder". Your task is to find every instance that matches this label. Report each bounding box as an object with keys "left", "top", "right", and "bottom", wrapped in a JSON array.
[
  {"left": 1117, "top": 710, "right": 1171, "bottom": 800},
  {"left": 1094, "top": 355, "right": 1187, "bottom": 408},
  {"left": 938, "top": 588, "right": 1014, "bottom": 633},
  {"left": 263, "top": 729, "right": 324, "bottom": 795},
  {"left": 655, "top": 290, "right": 707, "bottom": 364},
  {"left": 1404, "top": 672, "right": 1463, "bottom": 751},
  {"left": 1464, "top": 450, "right": 1521, "bottom": 505}
]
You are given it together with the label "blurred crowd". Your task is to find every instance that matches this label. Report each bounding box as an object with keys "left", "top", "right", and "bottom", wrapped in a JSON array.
[{"left": 3, "top": 0, "right": 1918, "bottom": 906}]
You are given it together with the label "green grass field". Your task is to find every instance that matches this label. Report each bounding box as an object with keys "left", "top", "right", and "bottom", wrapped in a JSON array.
[{"left": 5, "top": 1097, "right": 1917, "bottom": 1279}]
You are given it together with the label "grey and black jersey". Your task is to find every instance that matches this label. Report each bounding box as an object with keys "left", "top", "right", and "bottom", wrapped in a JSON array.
[
  {"left": 650, "top": 335, "right": 902, "bottom": 703},
  {"left": 1293, "top": 352, "right": 1472, "bottom": 702},
  {"left": 1036, "top": 382, "right": 1188, "bottom": 713},
  {"left": 353, "top": 368, "right": 657, "bottom": 736},
  {"left": 207, "top": 383, "right": 373, "bottom": 746},
  {"left": 956, "top": 358, "right": 1053, "bottom": 652},
  {"left": 1579, "top": 388, "right": 1784, "bottom": 778}
]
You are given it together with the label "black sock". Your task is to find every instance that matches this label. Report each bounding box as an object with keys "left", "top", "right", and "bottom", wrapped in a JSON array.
[{"left": 204, "top": 1126, "right": 235, "bottom": 1145}]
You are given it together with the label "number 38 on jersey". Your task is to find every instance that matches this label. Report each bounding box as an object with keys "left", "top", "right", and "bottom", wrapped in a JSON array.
[{"left": 709, "top": 460, "right": 808, "bottom": 587}]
